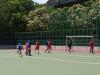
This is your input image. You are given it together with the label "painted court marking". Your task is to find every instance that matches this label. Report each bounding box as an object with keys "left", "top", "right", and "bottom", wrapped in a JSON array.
[
  {"left": 0, "top": 55, "right": 100, "bottom": 65},
  {"left": 31, "top": 56, "right": 100, "bottom": 65},
  {"left": 4, "top": 53, "right": 100, "bottom": 58},
  {"left": 0, "top": 50, "right": 100, "bottom": 64},
  {"left": 54, "top": 53, "right": 100, "bottom": 58}
]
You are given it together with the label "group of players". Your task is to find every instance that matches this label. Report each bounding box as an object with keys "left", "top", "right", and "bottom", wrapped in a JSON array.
[
  {"left": 17, "top": 39, "right": 52, "bottom": 57},
  {"left": 17, "top": 38, "right": 95, "bottom": 57},
  {"left": 66, "top": 38, "right": 94, "bottom": 54}
]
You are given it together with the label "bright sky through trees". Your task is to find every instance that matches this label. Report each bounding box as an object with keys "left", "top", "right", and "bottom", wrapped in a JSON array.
[{"left": 33, "top": 0, "right": 48, "bottom": 4}]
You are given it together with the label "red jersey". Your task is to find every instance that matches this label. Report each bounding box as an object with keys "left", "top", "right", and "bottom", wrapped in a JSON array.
[
  {"left": 89, "top": 41, "right": 94, "bottom": 48},
  {"left": 36, "top": 42, "right": 40, "bottom": 46},
  {"left": 35, "top": 42, "right": 40, "bottom": 49},
  {"left": 48, "top": 41, "right": 51, "bottom": 48},
  {"left": 48, "top": 41, "right": 51, "bottom": 45}
]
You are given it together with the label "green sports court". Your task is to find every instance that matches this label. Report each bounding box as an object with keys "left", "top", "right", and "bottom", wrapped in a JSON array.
[
  {"left": 0, "top": 50, "right": 100, "bottom": 75},
  {"left": 0, "top": 0, "right": 100, "bottom": 75}
]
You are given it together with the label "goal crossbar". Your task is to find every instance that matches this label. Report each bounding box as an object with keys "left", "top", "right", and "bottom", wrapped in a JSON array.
[
  {"left": 66, "top": 36, "right": 94, "bottom": 51},
  {"left": 66, "top": 36, "right": 93, "bottom": 38}
]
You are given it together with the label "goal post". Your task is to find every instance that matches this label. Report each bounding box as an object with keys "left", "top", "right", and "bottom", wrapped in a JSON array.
[{"left": 66, "top": 36, "right": 94, "bottom": 52}]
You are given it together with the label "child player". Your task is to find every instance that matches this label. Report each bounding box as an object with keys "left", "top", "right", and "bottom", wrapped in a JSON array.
[
  {"left": 89, "top": 39, "right": 94, "bottom": 54},
  {"left": 34, "top": 41, "right": 40, "bottom": 54},
  {"left": 17, "top": 41, "right": 24, "bottom": 57},
  {"left": 67, "top": 38, "right": 72, "bottom": 53},
  {"left": 45, "top": 39, "right": 52, "bottom": 53},
  {"left": 25, "top": 40, "right": 32, "bottom": 56}
]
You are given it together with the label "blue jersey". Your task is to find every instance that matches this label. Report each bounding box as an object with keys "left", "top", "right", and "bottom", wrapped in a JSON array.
[
  {"left": 26, "top": 41, "right": 31, "bottom": 48},
  {"left": 18, "top": 43, "right": 22, "bottom": 49}
]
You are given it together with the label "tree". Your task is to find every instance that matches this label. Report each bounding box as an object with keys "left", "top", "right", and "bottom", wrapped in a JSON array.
[
  {"left": 9, "top": 12, "right": 27, "bottom": 32},
  {"left": 48, "top": 4, "right": 89, "bottom": 30},
  {"left": 8, "top": 0, "right": 35, "bottom": 14},
  {"left": 0, "top": 0, "right": 35, "bottom": 32},
  {"left": 7, "top": 0, "right": 35, "bottom": 32},
  {"left": 49, "top": 7, "right": 70, "bottom": 30},
  {"left": 27, "top": 6, "right": 49, "bottom": 31},
  {"left": 48, "top": 1, "right": 100, "bottom": 31},
  {"left": 67, "top": 4, "right": 89, "bottom": 29},
  {"left": 0, "top": 0, "right": 10, "bottom": 31}
]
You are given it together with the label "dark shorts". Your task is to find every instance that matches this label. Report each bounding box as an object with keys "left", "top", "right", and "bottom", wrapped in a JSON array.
[
  {"left": 68, "top": 45, "right": 72, "bottom": 49},
  {"left": 18, "top": 48, "right": 22, "bottom": 51}
]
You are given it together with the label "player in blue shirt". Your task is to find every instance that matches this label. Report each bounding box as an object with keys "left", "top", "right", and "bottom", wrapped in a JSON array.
[{"left": 17, "top": 41, "right": 24, "bottom": 56}]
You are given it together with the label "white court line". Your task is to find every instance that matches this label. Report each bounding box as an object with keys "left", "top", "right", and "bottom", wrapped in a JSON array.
[
  {"left": 1, "top": 52, "right": 100, "bottom": 58},
  {"left": 31, "top": 57, "right": 100, "bottom": 65},
  {"left": 0, "top": 55, "right": 100, "bottom": 65},
  {"left": 54, "top": 53, "right": 100, "bottom": 58}
]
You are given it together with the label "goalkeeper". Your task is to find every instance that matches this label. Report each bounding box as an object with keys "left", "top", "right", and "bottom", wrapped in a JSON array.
[{"left": 67, "top": 38, "right": 72, "bottom": 53}]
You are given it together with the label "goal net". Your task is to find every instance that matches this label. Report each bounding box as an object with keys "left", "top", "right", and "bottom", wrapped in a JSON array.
[{"left": 66, "top": 36, "right": 93, "bottom": 52}]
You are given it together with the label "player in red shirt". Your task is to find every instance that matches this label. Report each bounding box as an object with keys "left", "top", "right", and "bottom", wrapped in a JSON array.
[
  {"left": 45, "top": 39, "right": 52, "bottom": 53},
  {"left": 34, "top": 41, "right": 40, "bottom": 54},
  {"left": 89, "top": 39, "right": 94, "bottom": 54}
]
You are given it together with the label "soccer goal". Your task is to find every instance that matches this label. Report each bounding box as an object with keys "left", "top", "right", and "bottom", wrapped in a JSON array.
[{"left": 66, "top": 36, "right": 94, "bottom": 52}]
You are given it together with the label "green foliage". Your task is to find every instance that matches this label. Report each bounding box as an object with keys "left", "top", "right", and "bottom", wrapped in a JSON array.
[
  {"left": 0, "top": 0, "right": 10, "bottom": 31},
  {"left": 48, "top": 1, "right": 100, "bottom": 31},
  {"left": 8, "top": 0, "right": 34, "bottom": 14},
  {"left": 7, "top": 0, "right": 35, "bottom": 32},
  {"left": 0, "top": 0, "right": 99, "bottom": 32},
  {"left": 49, "top": 7, "right": 69, "bottom": 30},
  {"left": 0, "top": 0, "right": 35, "bottom": 32},
  {"left": 27, "top": 6, "right": 49, "bottom": 31},
  {"left": 67, "top": 4, "right": 90, "bottom": 28},
  {"left": 9, "top": 12, "right": 27, "bottom": 32},
  {"left": 49, "top": 4, "right": 89, "bottom": 30}
]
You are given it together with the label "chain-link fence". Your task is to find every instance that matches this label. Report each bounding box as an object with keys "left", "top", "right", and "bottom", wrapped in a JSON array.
[{"left": 0, "top": 28, "right": 100, "bottom": 46}]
